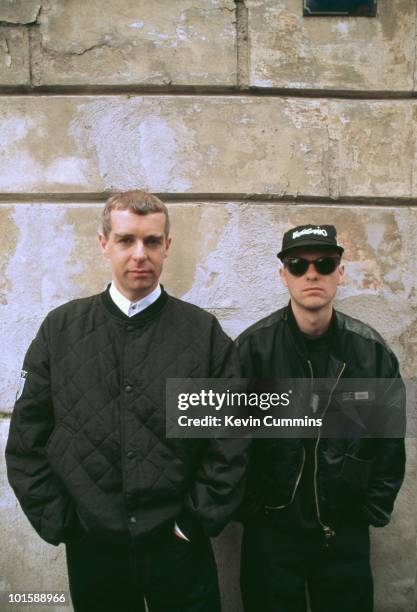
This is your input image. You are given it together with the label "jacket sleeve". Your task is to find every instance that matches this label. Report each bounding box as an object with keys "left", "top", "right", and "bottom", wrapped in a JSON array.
[
  {"left": 5, "top": 320, "right": 82, "bottom": 545},
  {"left": 178, "top": 321, "right": 250, "bottom": 538},
  {"left": 359, "top": 352, "right": 406, "bottom": 527}
]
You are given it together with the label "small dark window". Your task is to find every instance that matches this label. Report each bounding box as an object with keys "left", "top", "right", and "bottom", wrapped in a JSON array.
[{"left": 303, "top": 0, "right": 376, "bottom": 16}]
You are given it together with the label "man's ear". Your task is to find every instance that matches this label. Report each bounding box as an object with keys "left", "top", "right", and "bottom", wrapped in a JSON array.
[
  {"left": 164, "top": 236, "right": 172, "bottom": 258},
  {"left": 98, "top": 233, "right": 109, "bottom": 256},
  {"left": 337, "top": 263, "right": 345, "bottom": 285},
  {"left": 279, "top": 266, "right": 288, "bottom": 288}
]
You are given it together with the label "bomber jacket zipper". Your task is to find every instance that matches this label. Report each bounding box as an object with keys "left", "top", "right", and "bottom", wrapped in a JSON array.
[
  {"left": 311, "top": 360, "right": 346, "bottom": 543},
  {"left": 264, "top": 357, "right": 311, "bottom": 511},
  {"left": 265, "top": 446, "right": 306, "bottom": 510},
  {"left": 263, "top": 359, "right": 318, "bottom": 512},
  {"left": 264, "top": 359, "right": 345, "bottom": 522}
]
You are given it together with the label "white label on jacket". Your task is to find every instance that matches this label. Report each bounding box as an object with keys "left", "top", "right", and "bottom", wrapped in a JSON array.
[
  {"left": 340, "top": 391, "right": 372, "bottom": 402},
  {"left": 15, "top": 369, "right": 28, "bottom": 401},
  {"left": 354, "top": 391, "right": 369, "bottom": 401}
]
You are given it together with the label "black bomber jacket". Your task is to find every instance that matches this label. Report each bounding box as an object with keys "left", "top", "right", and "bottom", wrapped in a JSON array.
[
  {"left": 236, "top": 304, "right": 406, "bottom": 535},
  {"left": 6, "top": 287, "right": 249, "bottom": 545}
]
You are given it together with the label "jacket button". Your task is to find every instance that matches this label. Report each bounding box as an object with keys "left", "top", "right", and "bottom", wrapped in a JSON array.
[
  {"left": 126, "top": 325, "right": 135, "bottom": 332},
  {"left": 127, "top": 451, "right": 135, "bottom": 460},
  {"left": 125, "top": 385, "right": 133, "bottom": 393},
  {"left": 129, "top": 516, "right": 137, "bottom": 524}
]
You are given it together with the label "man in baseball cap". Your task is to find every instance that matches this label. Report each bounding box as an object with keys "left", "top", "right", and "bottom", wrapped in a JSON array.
[{"left": 236, "top": 223, "right": 405, "bottom": 612}]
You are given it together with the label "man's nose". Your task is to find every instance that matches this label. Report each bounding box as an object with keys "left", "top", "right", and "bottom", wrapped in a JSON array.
[
  {"left": 305, "top": 262, "right": 318, "bottom": 279},
  {"left": 133, "top": 241, "right": 146, "bottom": 260}
]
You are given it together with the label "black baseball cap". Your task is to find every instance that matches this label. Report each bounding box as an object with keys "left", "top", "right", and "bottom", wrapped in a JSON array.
[{"left": 277, "top": 224, "right": 344, "bottom": 260}]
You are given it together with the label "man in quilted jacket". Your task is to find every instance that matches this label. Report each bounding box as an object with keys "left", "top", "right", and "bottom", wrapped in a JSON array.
[
  {"left": 6, "top": 190, "right": 249, "bottom": 612},
  {"left": 237, "top": 224, "right": 405, "bottom": 612}
]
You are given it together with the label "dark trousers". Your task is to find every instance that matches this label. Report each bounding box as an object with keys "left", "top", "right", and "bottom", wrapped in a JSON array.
[
  {"left": 240, "top": 516, "right": 373, "bottom": 612},
  {"left": 66, "top": 527, "right": 221, "bottom": 612}
]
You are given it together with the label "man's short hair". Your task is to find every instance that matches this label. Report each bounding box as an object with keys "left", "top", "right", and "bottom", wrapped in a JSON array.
[{"left": 101, "top": 190, "right": 170, "bottom": 238}]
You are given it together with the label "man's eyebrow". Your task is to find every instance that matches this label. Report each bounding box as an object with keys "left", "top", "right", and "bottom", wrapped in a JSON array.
[
  {"left": 113, "top": 232, "right": 164, "bottom": 239},
  {"left": 114, "top": 232, "right": 133, "bottom": 239},
  {"left": 144, "top": 233, "right": 165, "bottom": 240}
]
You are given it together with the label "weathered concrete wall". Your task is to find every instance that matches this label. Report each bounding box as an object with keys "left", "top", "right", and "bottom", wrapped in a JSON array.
[
  {"left": 246, "top": 0, "right": 416, "bottom": 92},
  {"left": 0, "top": 27, "right": 30, "bottom": 85},
  {"left": 1, "top": 1, "right": 416, "bottom": 611},
  {"left": 1, "top": 97, "right": 416, "bottom": 196},
  {"left": 0, "top": 419, "right": 70, "bottom": 612},
  {"left": 35, "top": 0, "right": 237, "bottom": 87}
]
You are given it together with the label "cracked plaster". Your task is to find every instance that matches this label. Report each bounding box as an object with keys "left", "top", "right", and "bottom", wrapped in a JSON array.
[{"left": 36, "top": 0, "right": 237, "bottom": 85}]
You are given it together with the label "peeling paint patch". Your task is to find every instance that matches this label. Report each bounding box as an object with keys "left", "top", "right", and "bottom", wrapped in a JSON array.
[
  {"left": 252, "top": 77, "right": 274, "bottom": 87},
  {"left": 0, "top": 152, "right": 42, "bottom": 192},
  {"left": 128, "top": 21, "right": 145, "bottom": 29},
  {"left": 70, "top": 99, "right": 196, "bottom": 192},
  {"left": 0, "top": 205, "right": 83, "bottom": 413},
  {"left": 44, "top": 157, "right": 89, "bottom": 186},
  {"left": 365, "top": 222, "right": 386, "bottom": 251},
  {"left": 181, "top": 204, "right": 285, "bottom": 336},
  {"left": 181, "top": 205, "right": 241, "bottom": 310},
  {"left": 138, "top": 118, "right": 192, "bottom": 190},
  {"left": 0, "top": 117, "right": 35, "bottom": 147},
  {"left": 332, "top": 23, "right": 350, "bottom": 36},
  {"left": 162, "top": 204, "right": 227, "bottom": 299},
  {"left": 339, "top": 262, "right": 380, "bottom": 298},
  {"left": 0, "top": 152, "right": 89, "bottom": 192},
  {"left": 283, "top": 99, "right": 327, "bottom": 129},
  {"left": 64, "top": 206, "right": 109, "bottom": 297}
]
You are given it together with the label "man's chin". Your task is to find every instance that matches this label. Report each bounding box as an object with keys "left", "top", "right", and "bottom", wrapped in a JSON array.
[{"left": 300, "top": 297, "right": 329, "bottom": 311}]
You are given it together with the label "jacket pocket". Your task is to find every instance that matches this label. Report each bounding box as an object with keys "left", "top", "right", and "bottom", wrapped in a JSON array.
[{"left": 341, "top": 454, "right": 374, "bottom": 490}]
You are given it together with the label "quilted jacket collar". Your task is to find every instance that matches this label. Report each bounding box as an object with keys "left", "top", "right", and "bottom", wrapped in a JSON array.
[{"left": 101, "top": 284, "right": 169, "bottom": 327}]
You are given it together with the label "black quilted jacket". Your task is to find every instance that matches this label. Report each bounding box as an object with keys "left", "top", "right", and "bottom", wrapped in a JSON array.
[
  {"left": 6, "top": 288, "right": 249, "bottom": 545},
  {"left": 237, "top": 304, "right": 405, "bottom": 535}
]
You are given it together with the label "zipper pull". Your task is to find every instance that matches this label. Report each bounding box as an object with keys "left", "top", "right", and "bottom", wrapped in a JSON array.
[{"left": 323, "top": 526, "right": 335, "bottom": 546}]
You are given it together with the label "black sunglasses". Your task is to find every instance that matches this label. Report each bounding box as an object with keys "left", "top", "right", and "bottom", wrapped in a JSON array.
[{"left": 284, "top": 256, "right": 340, "bottom": 277}]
